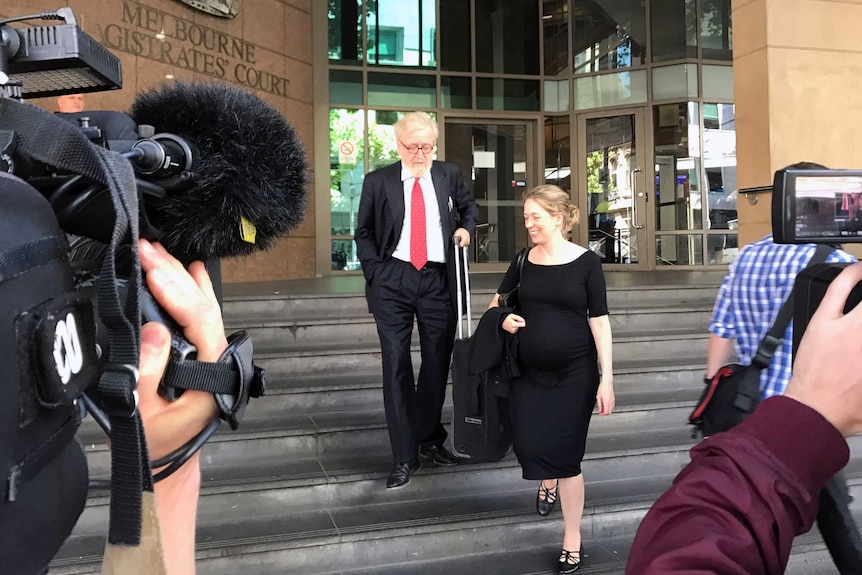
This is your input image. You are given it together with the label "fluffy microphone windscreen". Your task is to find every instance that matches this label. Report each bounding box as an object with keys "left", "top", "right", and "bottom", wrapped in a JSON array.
[{"left": 130, "top": 81, "right": 308, "bottom": 260}]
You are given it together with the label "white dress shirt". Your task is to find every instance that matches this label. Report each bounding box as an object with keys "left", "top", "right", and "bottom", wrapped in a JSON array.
[{"left": 392, "top": 165, "right": 446, "bottom": 265}]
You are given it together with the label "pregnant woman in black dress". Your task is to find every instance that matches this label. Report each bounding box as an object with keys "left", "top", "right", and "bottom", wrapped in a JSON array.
[{"left": 489, "top": 185, "right": 615, "bottom": 573}]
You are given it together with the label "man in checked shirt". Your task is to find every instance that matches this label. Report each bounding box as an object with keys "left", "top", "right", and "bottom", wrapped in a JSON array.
[{"left": 706, "top": 161, "right": 862, "bottom": 572}]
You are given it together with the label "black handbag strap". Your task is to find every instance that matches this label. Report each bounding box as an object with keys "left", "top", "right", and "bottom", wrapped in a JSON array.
[
  {"left": 514, "top": 247, "right": 529, "bottom": 286},
  {"left": 750, "top": 244, "right": 833, "bottom": 369}
]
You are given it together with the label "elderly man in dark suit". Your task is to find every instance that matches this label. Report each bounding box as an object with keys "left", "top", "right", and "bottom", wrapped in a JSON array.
[{"left": 355, "top": 111, "right": 479, "bottom": 489}]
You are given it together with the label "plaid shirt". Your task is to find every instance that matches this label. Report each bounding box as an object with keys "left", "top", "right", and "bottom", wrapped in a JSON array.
[{"left": 709, "top": 235, "right": 856, "bottom": 399}]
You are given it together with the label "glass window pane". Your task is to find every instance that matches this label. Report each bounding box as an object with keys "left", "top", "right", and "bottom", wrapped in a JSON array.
[
  {"left": 444, "top": 122, "right": 529, "bottom": 263},
  {"left": 331, "top": 239, "right": 360, "bottom": 270},
  {"left": 367, "top": 0, "right": 436, "bottom": 67},
  {"left": 702, "top": 65, "right": 734, "bottom": 100},
  {"left": 707, "top": 233, "right": 738, "bottom": 264},
  {"left": 442, "top": 76, "right": 472, "bottom": 109},
  {"left": 440, "top": 0, "right": 471, "bottom": 72},
  {"left": 329, "top": 109, "right": 365, "bottom": 263},
  {"left": 574, "top": 70, "right": 647, "bottom": 110},
  {"left": 543, "top": 0, "right": 569, "bottom": 76},
  {"left": 704, "top": 103, "right": 737, "bottom": 235},
  {"left": 572, "top": 0, "right": 646, "bottom": 74},
  {"left": 701, "top": 0, "right": 733, "bottom": 61},
  {"left": 368, "top": 72, "right": 436, "bottom": 108},
  {"left": 477, "top": 78, "right": 541, "bottom": 111},
  {"left": 328, "top": 0, "right": 362, "bottom": 63},
  {"left": 585, "top": 115, "right": 639, "bottom": 264},
  {"left": 544, "top": 116, "right": 571, "bottom": 189},
  {"left": 475, "top": 0, "right": 540, "bottom": 75},
  {"left": 650, "top": 0, "right": 697, "bottom": 62},
  {"left": 329, "top": 70, "right": 363, "bottom": 105},
  {"left": 656, "top": 234, "right": 704, "bottom": 265},
  {"left": 544, "top": 80, "right": 570, "bottom": 112},
  {"left": 653, "top": 102, "right": 703, "bottom": 232},
  {"left": 652, "top": 63, "right": 698, "bottom": 100}
]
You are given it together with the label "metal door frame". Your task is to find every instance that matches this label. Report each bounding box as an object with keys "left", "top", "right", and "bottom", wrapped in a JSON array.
[{"left": 575, "top": 107, "right": 653, "bottom": 270}]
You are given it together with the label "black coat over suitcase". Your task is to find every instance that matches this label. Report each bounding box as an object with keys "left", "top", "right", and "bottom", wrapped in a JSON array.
[{"left": 450, "top": 244, "right": 513, "bottom": 462}]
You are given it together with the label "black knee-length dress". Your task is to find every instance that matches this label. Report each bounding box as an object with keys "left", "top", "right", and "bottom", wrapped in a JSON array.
[{"left": 497, "top": 250, "right": 609, "bottom": 480}]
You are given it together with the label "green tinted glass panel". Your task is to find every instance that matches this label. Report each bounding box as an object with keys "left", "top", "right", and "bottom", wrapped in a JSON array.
[
  {"left": 368, "top": 72, "right": 437, "bottom": 108},
  {"left": 329, "top": 70, "right": 363, "bottom": 105},
  {"left": 441, "top": 76, "right": 472, "bottom": 109},
  {"left": 476, "top": 78, "right": 540, "bottom": 111}
]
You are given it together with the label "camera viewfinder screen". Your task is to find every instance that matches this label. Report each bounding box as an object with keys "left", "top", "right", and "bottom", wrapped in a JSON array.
[{"left": 794, "top": 175, "right": 862, "bottom": 239}]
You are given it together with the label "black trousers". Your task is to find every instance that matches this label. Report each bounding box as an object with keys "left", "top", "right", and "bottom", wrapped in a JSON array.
[
  {"left": 817, "top": 469, "right": 862, "bottom": 574},
  {"left": 371, "top": 258, "right": 456, "bottom": 463}
]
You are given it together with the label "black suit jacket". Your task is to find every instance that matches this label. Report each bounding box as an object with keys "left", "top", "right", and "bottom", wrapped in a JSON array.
[{"left": 354, "top": 160, "right": 479, "bottom": 314}]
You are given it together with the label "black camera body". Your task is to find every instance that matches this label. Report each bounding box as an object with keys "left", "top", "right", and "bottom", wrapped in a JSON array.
[
  {"left": 793, "top": 263, "right": 862, "bottom": 356},
  {"left": 772, "top": 168, "right": 862, "bottom": 244},
  {"left": 772, "top": 167, "right": 862, "bottom": 355}
]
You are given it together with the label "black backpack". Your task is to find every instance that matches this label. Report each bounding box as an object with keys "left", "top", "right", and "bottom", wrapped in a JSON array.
[{"left": 0, "top": 171, "right": 94, "bottom": 574}]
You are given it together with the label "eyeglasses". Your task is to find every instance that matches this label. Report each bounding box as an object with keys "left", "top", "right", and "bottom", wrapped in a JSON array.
[{"left": 399, "top": 140, "right": 434, "bottom": 155}]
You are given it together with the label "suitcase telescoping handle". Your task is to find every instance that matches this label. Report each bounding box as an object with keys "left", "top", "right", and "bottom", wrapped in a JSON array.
[{"left": 453, "top": 236, "right": 472, "bottom": 339}]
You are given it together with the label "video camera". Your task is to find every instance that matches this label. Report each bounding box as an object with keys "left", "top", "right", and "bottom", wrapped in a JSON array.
[
  {"left": 0, "top": 7, "right": 305, "bottom": 574},
  {"left": 771, "top": 167, "right": 862, "bottom": 355}
]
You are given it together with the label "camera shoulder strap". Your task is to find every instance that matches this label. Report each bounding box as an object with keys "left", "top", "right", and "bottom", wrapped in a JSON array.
[
  {"left": 0, "top": 98, "right": 149, "bottom": 546},
  {"left": 751, "top": 244, "right": 833, "bottom": 369},
  {"left": 733, "top": 244, "right": 834, "bottom": 414}
]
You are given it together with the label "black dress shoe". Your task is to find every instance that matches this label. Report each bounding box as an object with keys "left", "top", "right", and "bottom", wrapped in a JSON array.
[
  {"left": 536, "top": 481, "right": 558, "bottom": 516},
  {"left": 386, "top": 460, "right": 420, "bottom": 489},
  {"left": 418, "top": 444, "right": 460, "bottom": 467}
]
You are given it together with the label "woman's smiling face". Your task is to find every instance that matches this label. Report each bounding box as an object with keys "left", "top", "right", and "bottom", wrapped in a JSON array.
[{"left": 523, "top": 198, "right": 562, "bottom": 244}]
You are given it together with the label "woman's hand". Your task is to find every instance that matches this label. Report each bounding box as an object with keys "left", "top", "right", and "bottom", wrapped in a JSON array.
[
  {"left": 501, "top": 313, "right": 526, "bottom": 334},
  {"left": 596, "top": 376, "right": 615, "bottom": 415}
]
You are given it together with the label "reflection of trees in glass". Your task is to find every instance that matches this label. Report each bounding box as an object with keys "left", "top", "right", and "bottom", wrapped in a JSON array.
[
  {"left": 367, "top": 110, "right": 402, "bottom": 170},
  {"left": 700, "top": 0, "right": 731, "bottom": 47},
  {"left": 329, "top": 109, "right": 364, "bottom": 208},
  {"left": 587, "top": 151, "right": 604, "bottom": 195}
]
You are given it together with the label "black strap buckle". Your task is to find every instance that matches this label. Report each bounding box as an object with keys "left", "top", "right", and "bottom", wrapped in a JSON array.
[{"left": 99, "top": 363, "right": 140, "bottom": 418}]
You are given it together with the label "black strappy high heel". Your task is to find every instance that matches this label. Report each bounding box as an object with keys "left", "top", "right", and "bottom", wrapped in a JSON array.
[
  {"left": 536, "top": 480, "right": 558, "bottom": 516},
  {"left": 558, "top": 544, "right": 583, "bottom": 574}
]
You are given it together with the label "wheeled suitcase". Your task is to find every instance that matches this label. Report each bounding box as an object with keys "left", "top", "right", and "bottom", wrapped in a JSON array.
[{"left": 450, "top": 243, "right": 513, "bottom": 462}]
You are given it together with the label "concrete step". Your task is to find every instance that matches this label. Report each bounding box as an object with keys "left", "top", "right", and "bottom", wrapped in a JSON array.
[
  {"left": 51, "top": 466, "right": 862, "bottom": 575},
  {"left": 254, "top": 331, "right": 708, "bottom": 381},
  {"left": 80, "top": 396, "right": 700, "bottom": 478},
  {"left": 227, "top": 302, "right": 714, "bottom": 351},
  {"left": 50, "top": 274, "right": 728, "bottom": 575},
  {"left": 221, "top": 284, "right": 718, "bottom": 326},
  {"left": 54, "top": 443, "right": 691, "bottom": 574}
]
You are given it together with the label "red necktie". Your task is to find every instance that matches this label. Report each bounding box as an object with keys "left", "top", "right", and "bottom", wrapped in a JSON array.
[{"left": 410, "top": 177, "right": 427, "bottom": 270}]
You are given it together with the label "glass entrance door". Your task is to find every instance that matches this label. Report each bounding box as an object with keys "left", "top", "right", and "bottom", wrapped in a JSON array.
[
  {"left": 577, "top": 109, "right": 648, "bottom": 269},
  {"left": 443, "top": 119, "right": 536, "bottom": 268}
]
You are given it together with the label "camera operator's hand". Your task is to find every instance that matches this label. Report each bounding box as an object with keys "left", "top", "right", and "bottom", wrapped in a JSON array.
[
  {"left": 135, "top": 239, "right": 226, "bottom": 575},
  {"left": 137, "top": 239, "right": 224, "bottom": 460},
  {"left": 785, "top": 261, "right": 862, "bottom": 437}
]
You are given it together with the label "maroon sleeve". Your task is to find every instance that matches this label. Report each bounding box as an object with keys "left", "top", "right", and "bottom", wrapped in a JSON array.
[{"left": 625, "top": 396, "right": 849, "bottom": 574}]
